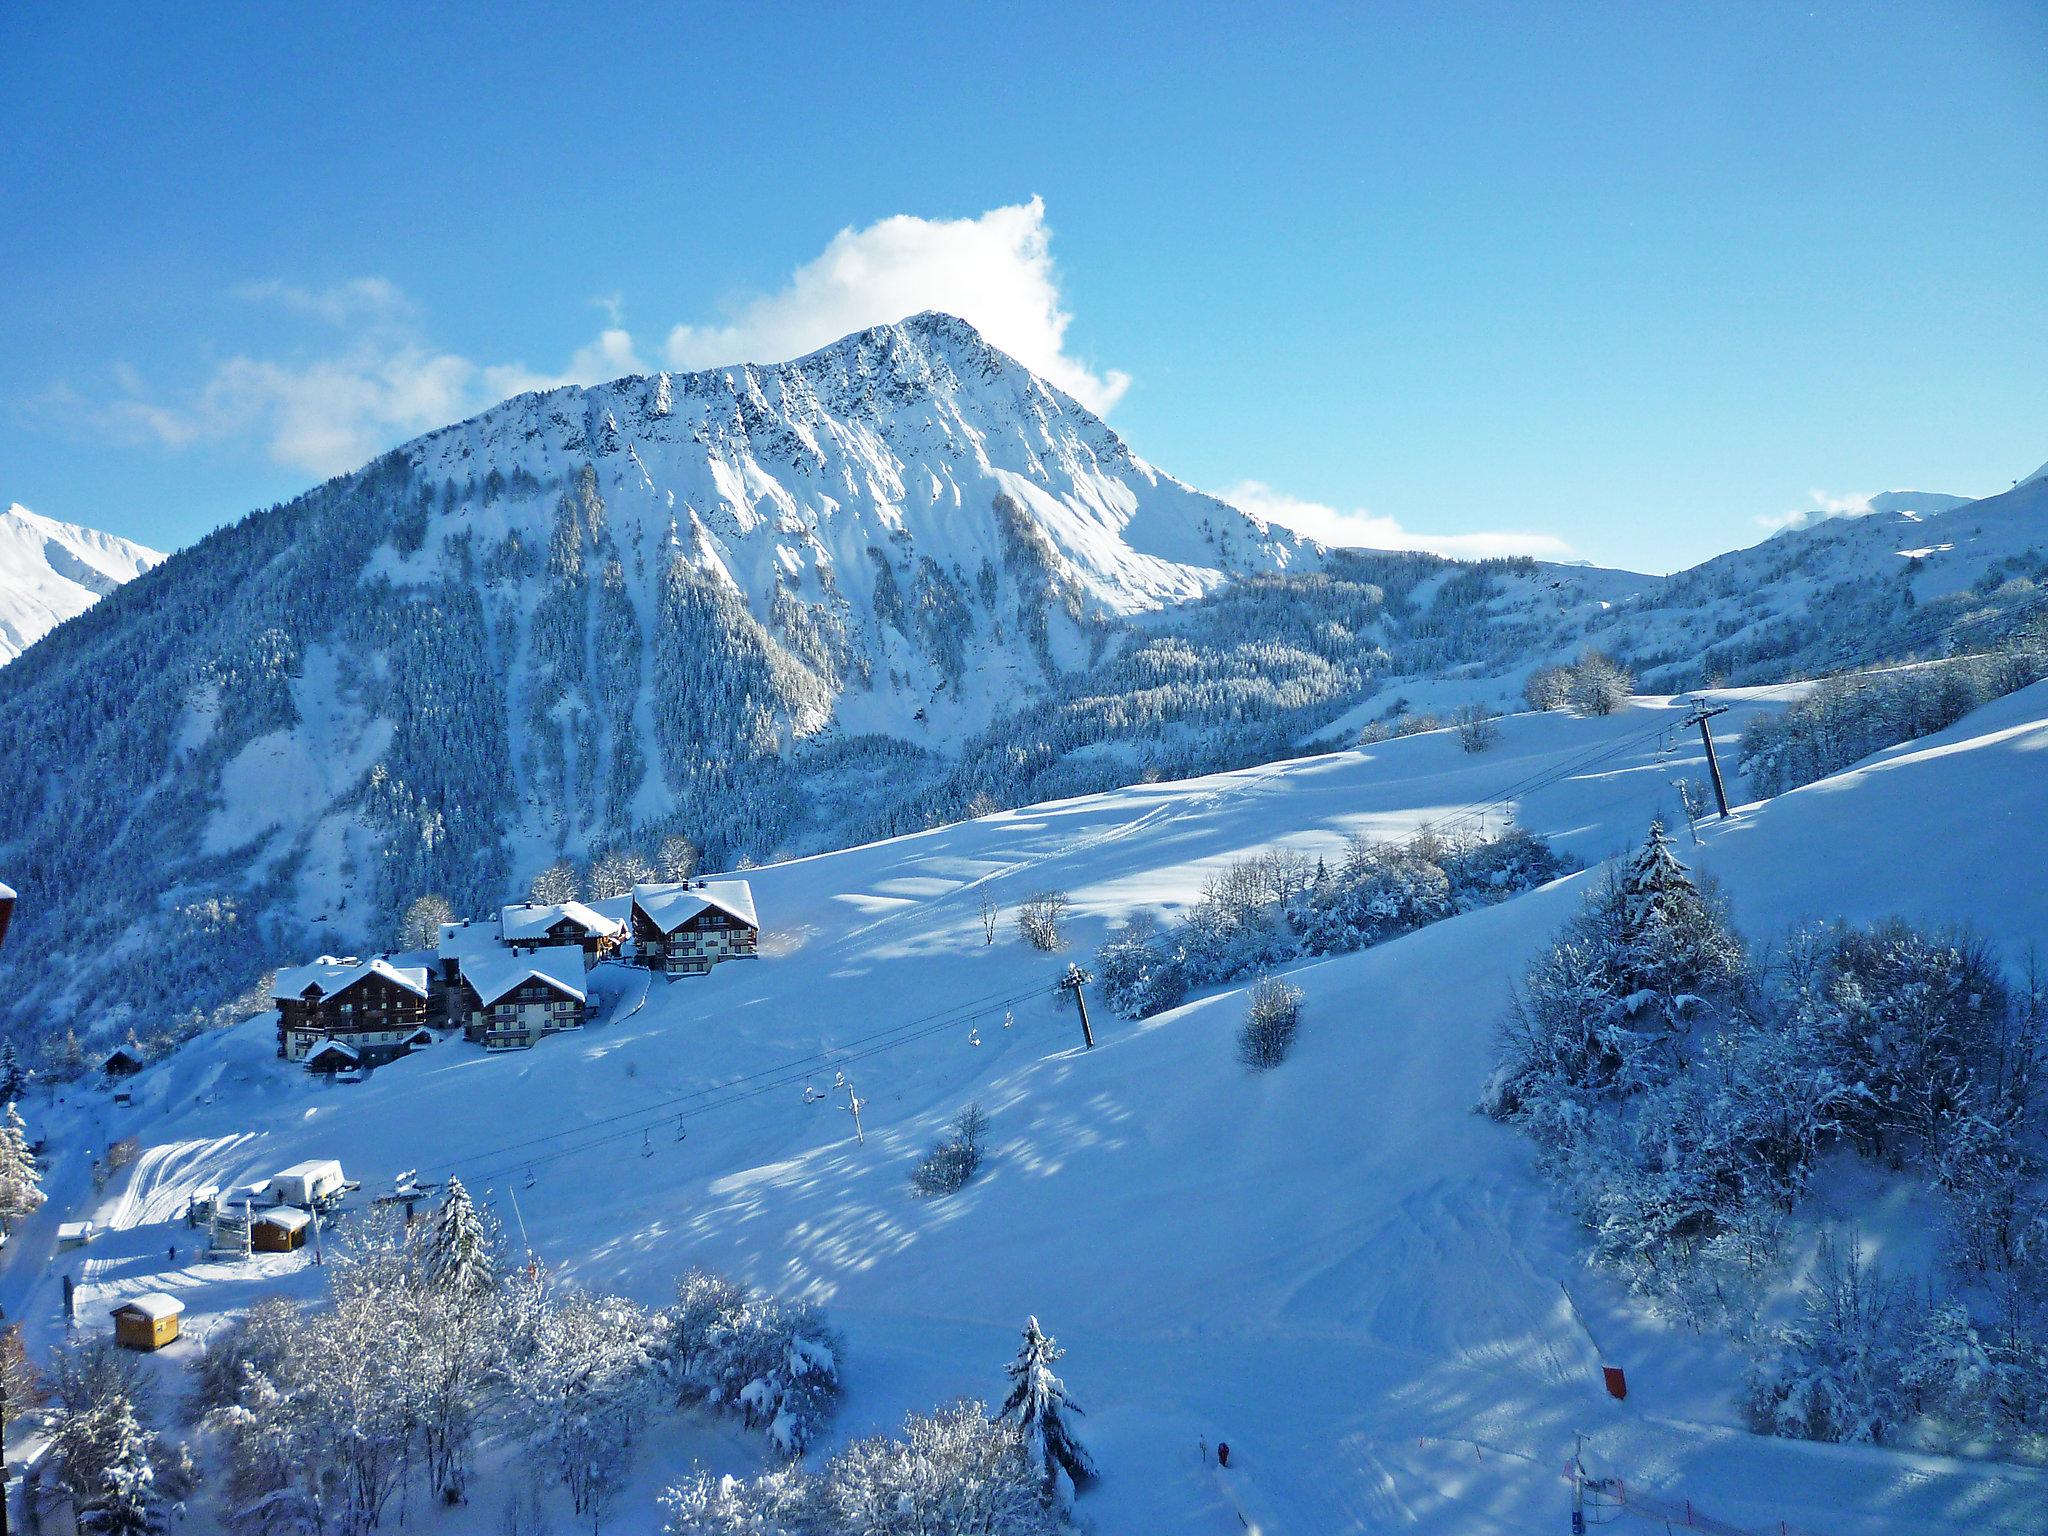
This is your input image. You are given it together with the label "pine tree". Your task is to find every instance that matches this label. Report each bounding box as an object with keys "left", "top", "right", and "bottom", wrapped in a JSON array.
[
  {"left": 423, "top": 1177, "right": 495, "bottom": 1296},
  {"left": 1602, "top": 820, "right": 1747, "bottom": 1032},
  {"left": 91, "top": 1397, "right": 163, "bottom": 1536},
  {"left": 998, "top": 1316, "right": 1096, "bottom": 1498},
  {"left": 0, "top": 1100, "right": 46, "bottom": 1227},
  {"left": 0, "top": 1040, "right": 25, "bottom": 1103}
]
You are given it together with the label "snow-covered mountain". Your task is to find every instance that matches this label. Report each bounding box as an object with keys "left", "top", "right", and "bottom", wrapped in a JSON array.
[
  {"left": 0, "top": 502, "right": 162, "bottom": 664},
  {"left": 0, "top": 310, "right": 2040, "bottom": 1041},
  {"left": 0, "top": 315, "right": 1318, "bottom": 1034}
]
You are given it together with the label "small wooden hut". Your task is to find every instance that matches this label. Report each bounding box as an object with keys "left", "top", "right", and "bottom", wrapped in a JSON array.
[
  {"left": 251, "top": 1207, "right": 311, "bottom": 1252},
  {"left": 110, "top": 1293, "right": 184, "bottom": 1351}
]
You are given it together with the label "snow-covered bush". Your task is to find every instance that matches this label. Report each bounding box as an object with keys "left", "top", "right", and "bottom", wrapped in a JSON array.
[
  {"left": 1238, "top": 976, "right": 1304, "bottom": 1071},
  {"left": 1741, "top": 638, "right": 2048, "bottom": 798},
  {"left": 664, "top": 1400, "right": 1064, "bottom": 1536},
  {"left": 1791, "top": 918, "right": 2008, "bottom": 1164},
  {"left": 911, "top": 1103, "right": 990, "bottom": 1198},
  {"left": 503, "top": 1281, "right": 659, "bottom": 1524},
  {"left": 1096, "top": 824, "right": 1570, "bottom": 1022},
  {"left": 662, "top": 1268, "right": 843, "bottom": 1456},
  {"left": 818, "top": 1400, "right": 1065, "bottom": 1536},
  {"left": 1744, "top": 1233, "right": 1913, "bottom": 1445},
  {"left": 1524, "top": 665, "right": 1572, "bottom": 711},
  {"left": 1094, "top": 913, "right": 1187, "bottom": 1019},
  {"left": 1016, "top": 891, "right": 1070, "bottom": 952}
]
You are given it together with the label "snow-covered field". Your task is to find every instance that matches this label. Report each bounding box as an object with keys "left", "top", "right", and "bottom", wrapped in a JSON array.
[{"left": 9, "top": 684, "right": 2048, "bottom": 1534}]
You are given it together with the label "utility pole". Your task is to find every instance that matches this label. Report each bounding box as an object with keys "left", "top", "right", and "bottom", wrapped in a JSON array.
[
  {"left": 1683, "top": 699, "right": 1732, "bottom": 819},
  {"left": 842, "top": 1080, "right": 865, "bottom": 1145},
  {"left": 1062, "top": 965, "right": 1096, "bottom": 1049}
]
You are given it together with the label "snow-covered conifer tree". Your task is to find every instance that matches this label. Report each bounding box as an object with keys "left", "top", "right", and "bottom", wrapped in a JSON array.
[
  {"left": 91, "top": 1396, "right": 163, "bottom": 1536},
  {"left": 998, "top": 1316, "right": 1096, "bottom": 1498},
  {"left": 423, "top": 1176, "right": 496, "bottom": 1296},
  {"left": 0, "top": 1100, "right": 46, "bottom": 1227},
  {"left": 0, "top": 1040, "right": 26, "bottom": 1103}
]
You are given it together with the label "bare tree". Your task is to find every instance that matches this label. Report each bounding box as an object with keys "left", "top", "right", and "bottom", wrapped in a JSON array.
[
  {"left": 398, "top": 893, "right": 455, "bottom": 950},
  {"left": 1455, "top": 704, "right": 1500, "bottom": 753},
  {"left": 657, "top": 833, "right": 700, "bottom": 883},
  {"left": 1568, "top": 651, "right": 1634, "bottom": 716},
  {"left": 528, "top": 858, "right": 582, "bottom": 906},
  {"left": 588, "top": 847, "right": 655, "bottom": 901},
  {"left": 1017, "top": 891, "right": 1071, "bottom": 952},
  {"left": 1524, "top": 665, "right": 1572, "bottom": 711},
  {"left": 977, "top": 894, "right": 1001, "bottom": 946}
]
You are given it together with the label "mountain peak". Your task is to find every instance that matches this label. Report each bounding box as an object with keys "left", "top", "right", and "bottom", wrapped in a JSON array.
[{"left": 0, "top": 504, "right": 165, "bottom": 665}]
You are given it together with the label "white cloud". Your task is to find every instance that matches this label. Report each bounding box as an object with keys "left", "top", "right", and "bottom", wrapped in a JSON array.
[
  {"left": 85, "top": 200, "right": 1131, "bottom": 478},
  {"left": 231, "top": 276, "right": 415, "bottom": 325},
  {"left": 1755, "top": 489, "right": 1876, "bottom": 533},
  {"left": 661, "top": 197, "right": 1130, "bottom": 415},
  {"left": 99, "top": 281, "right": 635, "bottom": 478},
  {"left": 1220, "top": 480, "right": 1576, "bottom": 562}
]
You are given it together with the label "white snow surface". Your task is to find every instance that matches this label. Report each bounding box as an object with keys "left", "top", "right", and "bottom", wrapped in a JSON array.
[
  {"left": 0, "top": 503, "right": 162, "bottom": 664},
  {"left": 9, "top": 688, "right": 2048, "bottom": 1534}
]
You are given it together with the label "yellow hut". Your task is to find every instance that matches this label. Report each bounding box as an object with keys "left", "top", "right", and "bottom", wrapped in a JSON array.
[
  {"left": 252, "top": 1207, "right": 312, "bottom": 1252},
  {"left": 110, "top": 1293, "right": 184, "bottom": 1352}
]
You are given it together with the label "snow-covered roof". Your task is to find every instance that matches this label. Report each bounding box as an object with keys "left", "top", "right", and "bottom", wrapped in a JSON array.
[
  {"left": 631, "top": 878, "right": 759, "bottom": 935},
  {"left": 0, "top": 881, "right": 13, "bottom": 900},
  {"left": 57, "top": 1220, "right": 94, "bottom": 1241},
  {"left": 275, "top": 1159, "right": 345, "bottom": 1182},
  {"left": 273, "top": 955, "right": 430, "bottom": 1003},
  {"left": 499, "top": 900, "right": 625, "bottom": 942},
  {"left": 111, "top": 1292, "right": 183, "bottom": 1321},
  {"left": 304, "top": 1039, "right": 360, "bottom": 1065},
  {"left": 253, "top": 1207, "right": 312, "bottom": 1232},
  {"left": 437, "top": 920, "right": 501, "bottom": 963},
  {"left": 462, "top": 947, "right": 588, "bottom": 1007}
]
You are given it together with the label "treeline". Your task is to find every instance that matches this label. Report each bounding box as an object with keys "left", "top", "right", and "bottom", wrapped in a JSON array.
[
  {"left": 1485, "top": 825, "right": 2048, "bottom": 1457},
  {"left": 1739, "top": 634, "right": 2048, "bottom": 797},
  {"left": 1096, "top": 824, "right": 1574, "bottom": 1020}
]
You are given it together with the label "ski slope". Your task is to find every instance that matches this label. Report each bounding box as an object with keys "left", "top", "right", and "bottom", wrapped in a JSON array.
[{"left": 10, "top": 685, "right": 2048, "bottom": 1534}]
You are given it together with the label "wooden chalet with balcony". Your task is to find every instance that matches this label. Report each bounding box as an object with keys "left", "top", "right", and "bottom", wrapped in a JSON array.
[
  {"left": 452, "top": 949, "right": 589, "bottom": 1050},
  {"left": 274, "top": 956, "right": 434, "bottom": 1066},
  {"left": 498, "top": 900, "right": 626, "bottom": 966},
  {"left": 629, "top": 878, "right": 759, "bottom": 976}
]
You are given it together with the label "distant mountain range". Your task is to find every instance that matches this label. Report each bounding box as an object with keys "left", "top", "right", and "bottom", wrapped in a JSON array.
[
  {"left": 0, "top": 503, "right": 162, "bottom": 665},
  {"left": 0, "top": 313, "right": 2040, "bottom": 1044}
]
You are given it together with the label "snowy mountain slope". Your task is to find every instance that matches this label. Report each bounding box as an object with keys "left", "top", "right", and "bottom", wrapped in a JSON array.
[
  {"left": 0, "top": 305, "right": 2040, "bottom": 1045},
  {"left": 16, "top": 686, "right": 2047, "bottom": 1534},
  {"left": 0, "top": 314, "right": 1318, "bottom": 1037},
  {"left": 0, "top": 503, "right": 162, "bottom": 664},
  {"left": 1573, "top": 473, "right": 2048, "bottom": 685}
]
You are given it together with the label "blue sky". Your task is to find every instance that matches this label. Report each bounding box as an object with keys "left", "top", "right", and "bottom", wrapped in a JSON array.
[{"left": 4, "top": 2, "right": 2043, "bottom": 572}]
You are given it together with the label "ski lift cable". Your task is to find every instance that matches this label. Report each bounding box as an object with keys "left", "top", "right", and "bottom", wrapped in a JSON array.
[
  {"left": 449, "top": 981, "right": 1051, "bottom": 1185},
  {"left": 457, "top": 1007, "right": 995, "bottom": 1187},
  {"left": 439, "top": 976, "right": 1048, "bottom": 1169}
]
